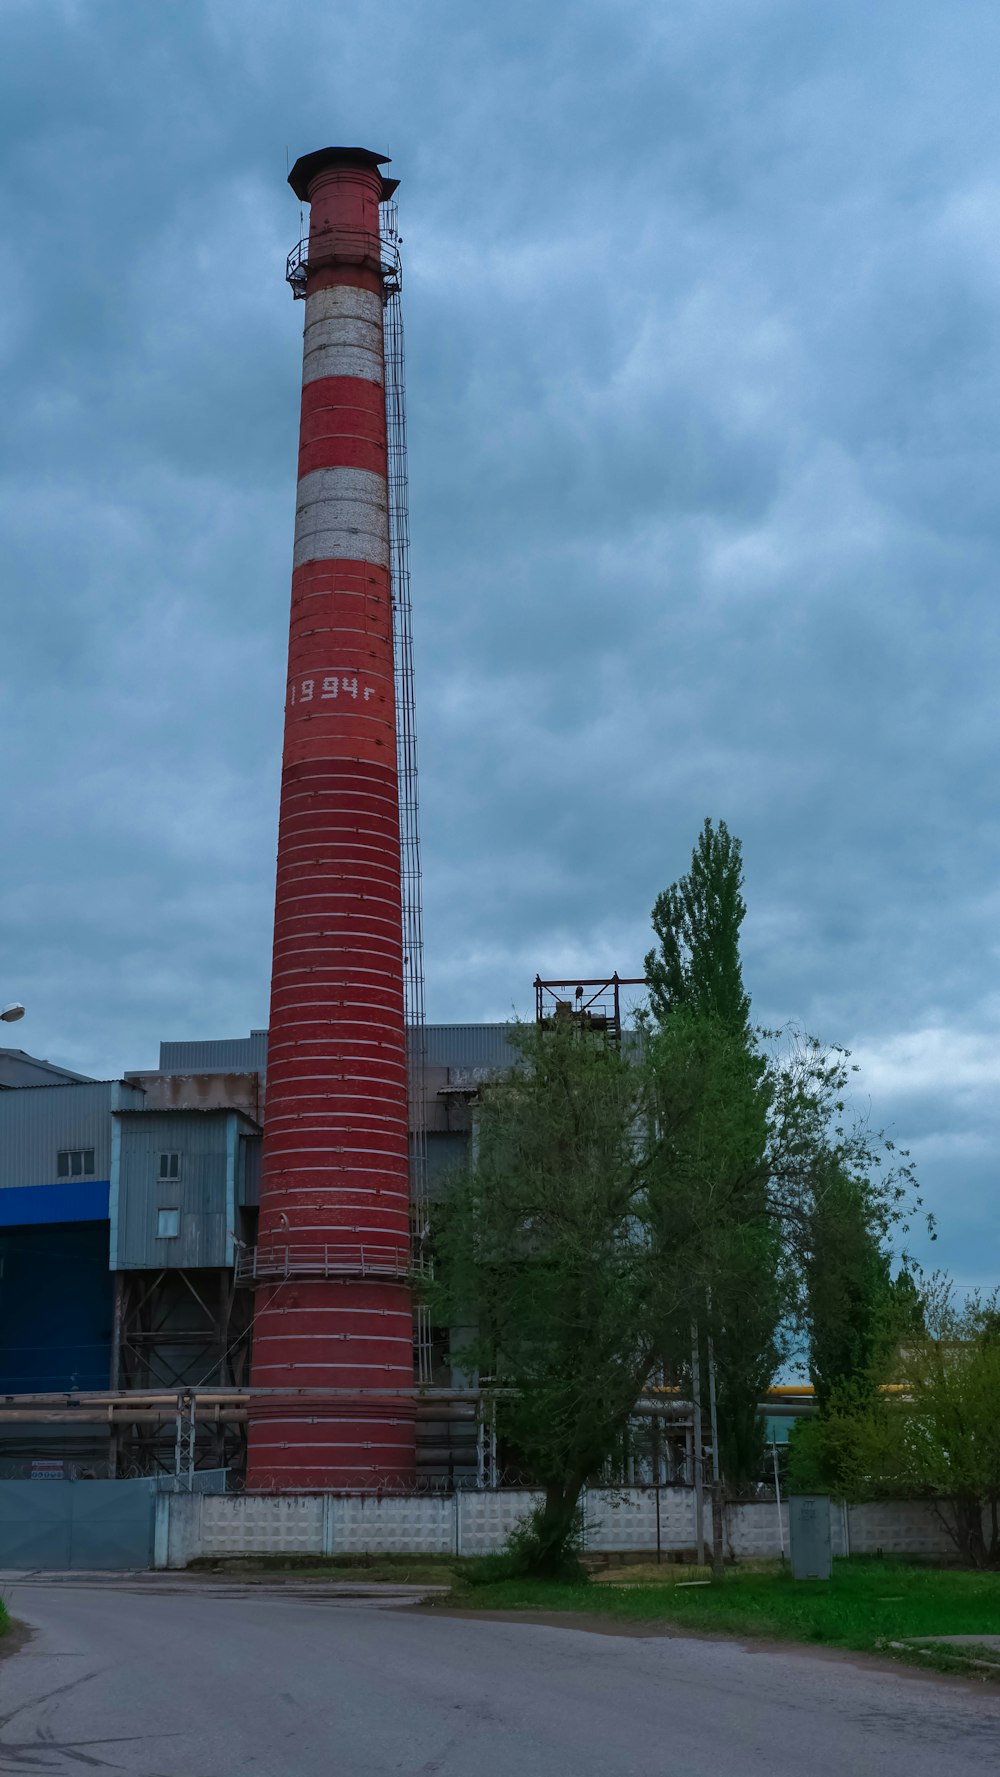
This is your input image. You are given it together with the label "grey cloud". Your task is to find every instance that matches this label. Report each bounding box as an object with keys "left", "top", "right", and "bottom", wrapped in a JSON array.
[{"left": 2, "top": 0, "right": 1000, "bottom": 1282}]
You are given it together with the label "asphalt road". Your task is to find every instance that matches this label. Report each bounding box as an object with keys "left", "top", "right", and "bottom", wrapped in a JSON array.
[{"left": 1, "top": 1574, "right": 999, "bottom": 1776}]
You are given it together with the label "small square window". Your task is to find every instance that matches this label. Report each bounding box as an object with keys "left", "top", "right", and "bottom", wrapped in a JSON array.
[
  {"left": 156, "top": 1208, "right": 180, "bottom": 1239},
  {"left": 57, "top": 1152, "right": 69, "bottom": 1179},
  {"left": 158, "top": 1153, "right": 180, "bottom": 1181}
]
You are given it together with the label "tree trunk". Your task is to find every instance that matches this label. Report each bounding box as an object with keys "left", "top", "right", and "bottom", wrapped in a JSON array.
[
  {"left": 952, "top": 1496, "right": 987, "bottom": 1568},
  {"left": 527, "top": 1480, "right": 585, "bottom": 1578},
  {"left": 710, "top": 1480, "right": 725, "bottom": 1578}
]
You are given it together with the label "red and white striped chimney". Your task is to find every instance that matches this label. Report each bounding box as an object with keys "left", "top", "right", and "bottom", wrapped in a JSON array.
[{"left": 246, "top": 147, "right": 415, "bottom": 1489}]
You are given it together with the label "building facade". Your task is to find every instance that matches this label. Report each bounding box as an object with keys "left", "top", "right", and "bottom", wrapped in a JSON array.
[{"left": 0, "top": 1026, "right": 517, "bottom": 1480}]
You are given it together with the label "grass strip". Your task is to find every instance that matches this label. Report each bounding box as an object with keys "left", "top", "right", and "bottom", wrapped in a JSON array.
[{"left": 444, "top": 1558, "right": 1000, "bottom": 1660}]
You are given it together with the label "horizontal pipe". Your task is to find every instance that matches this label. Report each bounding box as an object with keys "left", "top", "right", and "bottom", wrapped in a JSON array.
[
  {"left": 0, "top": 1386, "right": 820, "bottom": 1410},
  {"left": 0, "top": 1411, "right": 248, "bottom": 1424},
  {"left": 0, "top": 1387, "right": 509, "bottom": 1404}
]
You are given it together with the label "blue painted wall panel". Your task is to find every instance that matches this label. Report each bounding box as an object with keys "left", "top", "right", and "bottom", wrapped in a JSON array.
[
  {"left": 0, "top": 1181, "right": 110, "bottom": 1227},
  {"left": 0, "top": 1222, "right": 113, "bottom": 1391}
]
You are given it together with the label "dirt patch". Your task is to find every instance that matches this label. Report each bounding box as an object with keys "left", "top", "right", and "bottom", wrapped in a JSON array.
[
  {"left": 419, "top": 1604, "right": 1000, "bottom": 1691},
  {"left": 0, "top": 1619, "right": 32, "bottom": 1662},
  {"left": 417, "top": 1603, "right": 686, "bottom": 1639}
]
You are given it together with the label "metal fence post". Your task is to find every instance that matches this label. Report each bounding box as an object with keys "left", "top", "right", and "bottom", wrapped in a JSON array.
[{"left": 690, "top": 1318, "right": 706, "bottom": 1565}]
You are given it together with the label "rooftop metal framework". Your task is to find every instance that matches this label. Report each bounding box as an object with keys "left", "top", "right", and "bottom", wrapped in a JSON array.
[{"left": 534, "top": 974, "right": 647, "bottom": 1043}]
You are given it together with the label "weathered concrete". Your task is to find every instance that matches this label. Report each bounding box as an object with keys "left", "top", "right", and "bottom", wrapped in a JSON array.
[{"left": 2, "top": 1575, "right": 999, "bottom": 1775}]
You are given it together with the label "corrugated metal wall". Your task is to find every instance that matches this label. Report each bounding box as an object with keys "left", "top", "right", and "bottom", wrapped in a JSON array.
[
  {"left": 239, "top": 1134, "right": 261, "bottom": 1206},
  {"left": 0, "top": 1050, "right": 93, "bottom": 1088},
  {"left": 158, "top": 1031, "right": 269, "bottom": 1074},
  {"left": 425, "top": 1131, "right": 467, "bottom": 1199},
  {"left": 0, "top": 1082, "right": 117, "bottom": 1189},
  {"left": 114, "top": 1113, "right": 230, "bottom": 1270},
  {"left": 423, "top": 1025, "right": 519, "bottom": 1069},
  {"left": 157, "top": 1024, "right": 519, "bottom": 1077}
]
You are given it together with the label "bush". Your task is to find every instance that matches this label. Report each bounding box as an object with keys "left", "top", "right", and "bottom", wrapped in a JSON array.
[
  {"left": 459, "top": 1504, "right": 590, "bottom": 1587},
  {"left": 458, "top": 1550, "right": 531, "bottom": 1587}
]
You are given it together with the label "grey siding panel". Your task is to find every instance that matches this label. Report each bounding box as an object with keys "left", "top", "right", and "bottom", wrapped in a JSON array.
[
  {"left": 422, "top": 1025, "right": 520, "bottom": 1070},
  {"left": 425, "top": 1132, "right": 468, "bottom": 1199},
  {"left": 0, "top": 1083, "right": 116, "bottom": 1189},
  {"left": 157, "top": 1025, "right": 520, "bottom": 1078},
  {"left": 239, "top": 1134, "right": 261, "bottom": 1207},
  {"left": 0, "top": 1050, "right": 94, "bottom": 1088},
  {"left": 116, "top": 1114, "right": 230, "bottom": 1269},
  {"left": 158, "top": 1032, "right": 269, "bottom": 1074}
]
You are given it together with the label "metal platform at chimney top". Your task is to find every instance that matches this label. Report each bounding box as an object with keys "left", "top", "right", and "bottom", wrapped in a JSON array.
[{"left": 285, "top": 227, "right": 402, "bottom": 299}]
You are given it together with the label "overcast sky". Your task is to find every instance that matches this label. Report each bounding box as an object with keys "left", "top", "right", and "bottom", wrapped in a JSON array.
[{"left": 1, "top": 0, "right": 998, "bottom": 1286}]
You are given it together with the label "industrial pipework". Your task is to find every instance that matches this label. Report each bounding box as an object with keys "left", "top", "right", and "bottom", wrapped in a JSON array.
[{"left": 245, "top": 147, "right": 416, "bottom": 1489}]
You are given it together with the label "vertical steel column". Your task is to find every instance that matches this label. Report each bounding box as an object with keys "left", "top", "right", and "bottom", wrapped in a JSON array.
[{"left": 246, "top": 147, "right": 415, "bottom": 1489}]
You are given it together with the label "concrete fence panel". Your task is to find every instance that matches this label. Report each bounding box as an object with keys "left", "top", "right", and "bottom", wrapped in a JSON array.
[
  {"left": 455, "top": 1489, "right": 541, "bottom": 1556},
  {"left": 847, "top": 1501, "right": 955, "bottom": 1558},
  {"left": 331, "top": 1494, "right": 455, "bottom": 1557},
  {"left": 585, "top": 1488, "right": 658, "bottom": 1552},
  {"left": 154, "top": 1487, "right": 973, "bottom": 1569}
]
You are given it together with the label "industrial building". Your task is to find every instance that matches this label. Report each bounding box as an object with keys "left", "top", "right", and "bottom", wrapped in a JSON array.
[
  {"left": 0, "top": 1011, "right": 805, "bottom": 1488},
  {"left": 0, "top": 1023, "right": 521, "bottom": 1483}
]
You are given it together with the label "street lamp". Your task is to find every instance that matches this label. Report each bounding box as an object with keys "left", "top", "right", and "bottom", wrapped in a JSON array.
[{"left": 1, "top": 1004, "right": 25, "bottom": 1024}]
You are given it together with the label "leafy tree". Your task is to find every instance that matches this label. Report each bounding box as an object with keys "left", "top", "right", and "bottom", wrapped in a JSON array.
[
  {"left": 790, "top": 1164, "right": 929, "bottom": 1493},
  {"left": 645, "top": 820, "right": 782, "bottom": 1486},
  {"left": 431, "top": 820, "right": 931, "bottom": 1575},
  {"left": 806, "top": 1280, "right": 1000, "bottom": 1568},
  {"left": 804, "top": 1164, "right": 895, "bottom": 1413},
  {"left": 646, "top": 817, "right": 751, "bottom": 1028},
  {"left": 430, "top": 1020, "right": 673, "bottom": 1577}
]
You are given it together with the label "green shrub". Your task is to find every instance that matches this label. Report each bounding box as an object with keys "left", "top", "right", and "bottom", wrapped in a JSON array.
[{"left": 459, "top": 1504, "right": 590, "bottom": 1587}]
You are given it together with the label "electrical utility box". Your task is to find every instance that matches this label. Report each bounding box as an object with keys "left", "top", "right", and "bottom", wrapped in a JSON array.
[{"left": 788, "top": 1494, "right": 832, "bottom": 1580}]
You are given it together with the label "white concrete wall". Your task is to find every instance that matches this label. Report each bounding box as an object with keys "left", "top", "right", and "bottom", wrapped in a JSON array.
[
  {"left": 583, "top": 1487, "right": 699, "bottom": 1552},
  {"left": 157, "top": 1488, "right": 963, "bottom": 1569},
  {"left": 846, "top": 1500, "right": 955, "bottom": 1558},
  {"left": 166, "top": 1493, "right": 325, "bottom": 1568},
  {"left": 456, "top": 1490, "right": 541, "bottom": 1556},
  {"left": 334, "top": 1494, "right": 456, "bottom": 1557}
]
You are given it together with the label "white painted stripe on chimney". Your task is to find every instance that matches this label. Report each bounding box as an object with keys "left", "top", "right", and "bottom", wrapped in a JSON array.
[
  {"left": 302, "top": 285, "right": 384, "bottom": 387},
  {"left": 293, "top": 466, "right": 389, "bottom": 570}
]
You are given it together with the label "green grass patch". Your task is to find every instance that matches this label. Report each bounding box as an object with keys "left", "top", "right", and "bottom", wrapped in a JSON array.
[
  {"left": 445, "top": 1558, "right": 1000, "bottom": 1659},
  {"left": 0, "top": 1599, "right": 8, "bottom": 1638}
]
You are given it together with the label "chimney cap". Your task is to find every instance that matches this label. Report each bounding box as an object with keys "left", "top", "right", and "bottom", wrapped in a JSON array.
[{"left": 288, "top": 146, "right": 397, "bottom": 202}]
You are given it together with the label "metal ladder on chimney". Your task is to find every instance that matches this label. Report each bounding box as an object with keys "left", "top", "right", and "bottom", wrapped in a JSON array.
[{"left": 382, "top": 202, "right": 430, "bottom": 1388}]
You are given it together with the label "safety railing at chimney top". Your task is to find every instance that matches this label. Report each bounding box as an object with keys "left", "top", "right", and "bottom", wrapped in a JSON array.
[{"left": 286, "top": 228, "right": 402, "bottom": 299}]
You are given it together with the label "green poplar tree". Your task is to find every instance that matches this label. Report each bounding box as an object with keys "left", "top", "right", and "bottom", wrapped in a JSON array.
[{"left": 645, "top": 819, "right": 782, "bottom": 1487}]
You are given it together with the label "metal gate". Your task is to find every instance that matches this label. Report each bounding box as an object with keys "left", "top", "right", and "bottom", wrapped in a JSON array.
[{"left": 0, "top": 1479, "right": 155, "bottom": 1570}]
